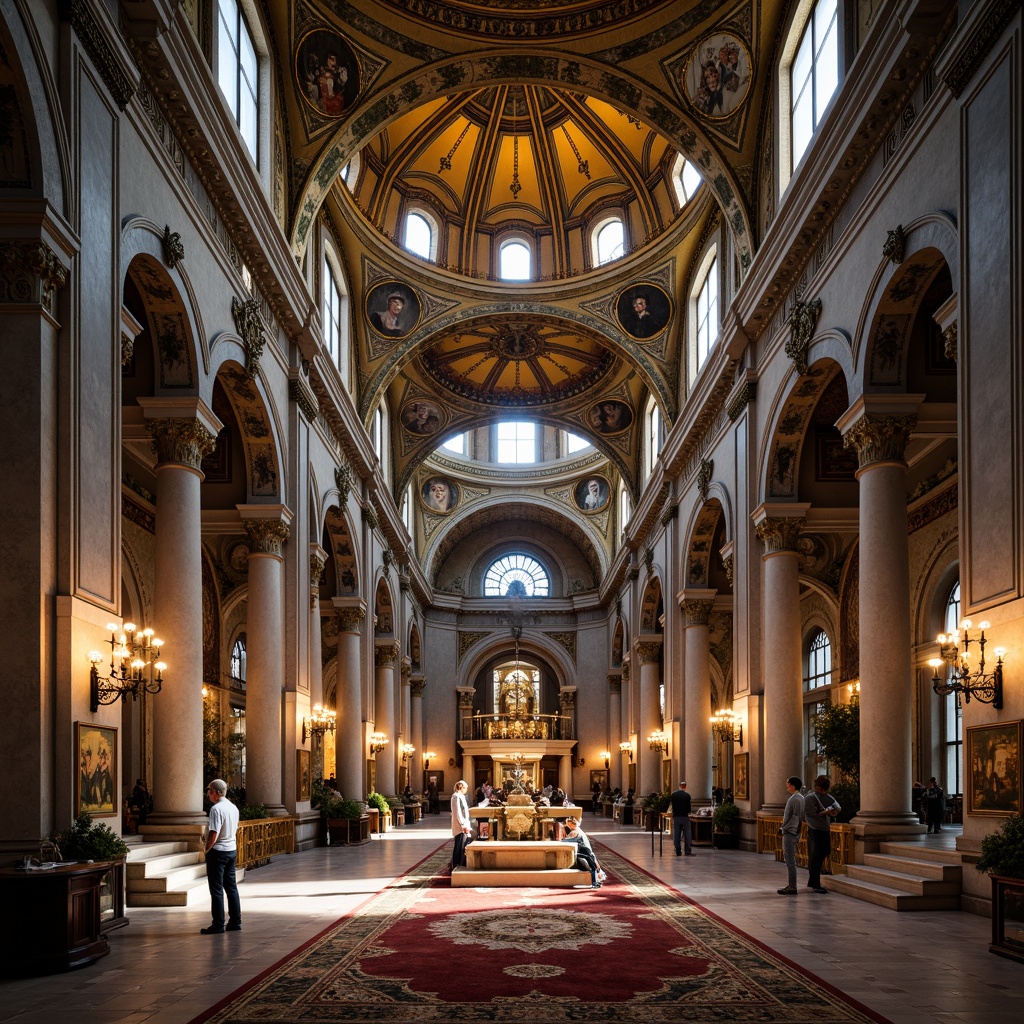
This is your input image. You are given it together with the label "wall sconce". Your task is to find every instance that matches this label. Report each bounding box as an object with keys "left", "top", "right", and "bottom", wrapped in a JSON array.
[
  {"left": 618, "top": 741, "right": 633, "bottom": 763},
  {"left": 710, "top": 708, "right": 743, "bottom": 745},
  {"left": 369, "top": 732, "right": 389, "bottom": 755},
  {"left": 302, "top": 704, "right": 336, "bottom": 744},
  {"left": 600, "top": 750, "right": 611, "bottom": 769},
  {"left": 647, "top": 730, "right": 667, "bottom": 754},
  {"left": 89, "top": 623, "right": 166, "bottom": 713},
  {"left": 423, "top": 750, "right": 437, "bottom": 771},
  {"left": 929, "top": 619, "right": 1004, "bottom": 708},
  {"left": 401, "top": 743, "right": 416, "bottom": 763}
]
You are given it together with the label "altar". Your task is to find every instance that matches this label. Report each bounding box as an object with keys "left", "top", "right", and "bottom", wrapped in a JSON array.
[{"left": 452, "top": 840, "right": 591, "bottom": 888}]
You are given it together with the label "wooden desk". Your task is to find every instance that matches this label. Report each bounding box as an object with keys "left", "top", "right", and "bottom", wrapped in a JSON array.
[
  {"left": 690, "top": 815, "right": 714, "bottom": 845},
  {"left": 0, "top": 862, "right": 112, "bottom": 975}
]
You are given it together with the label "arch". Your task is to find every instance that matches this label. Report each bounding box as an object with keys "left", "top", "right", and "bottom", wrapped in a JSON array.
[
  {"left": 409, "top": 621, "right": 421, "bottom": 671},
  {"left": 913, "top": 532, "right": 960, "bottom": 644},
  {"left": 611, "top": 617, "right": 626, "bottom": 668},
  {"left": 851, "top": 213, "right": 959, "bottom": 395},
  {"left": 323, "top": 503, "right": 359, "bottom": 598},
  {"left": 374, "top": 576, "right": 395, "bottom": 636},
  {"left": 759, "top": 355, "right": 849, "bottom": 503},
  {"left": 460, "top": 633, "right": 574, "bottom": 694},
  {"left": 290, "top": 56, "right": 753, "bottom": 270},
  {"left": 639, "top": 576, "right": 663, "bottom": 633},
  {"left": 683, "top": 498, "right": 727, "bottom": 588}
]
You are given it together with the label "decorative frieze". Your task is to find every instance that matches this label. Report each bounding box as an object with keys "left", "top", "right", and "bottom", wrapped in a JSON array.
[
  {"left": 698, "top": 458, "right": 713, "bottom": 503},
  {"left": 544, "top": 631, "right": 577, "bottom": 663},
  {"left": 231, "top": 297, "right": 265, "bottom": 380},
  {"left": 163, "top": 225, "right": 185, "bottom": 269},
  {"left": 458, "top": 632, "right": 489, "bottom": 658},
  {"left": 682, "top": 599, "right": 714, "bottom": 628},
  {"left": 842, "top": 413, "right": 917, "bottom": 469},
  {"left": 727, "top": 381, "right": 756, "bottom": 422},
  {"left": 148, "top": 417, "right": 217, "bottom": 469},
  {"left": 785, "top": 298, "right": 821, "bottom": 375},
  {"left": 242, "top": 518, "right": 290, "bottom": 556},
  {"left": 0, "top": 241, "right": 69, "bottom": 312},
  {"left": 941, "top": 0, "right": 1020, "bottom": 97},
  {"left": 63, "top": 0, "right": 136, "bottom": 111},
  {"left": 336, "top": 606, "right": 365, "bottom": 633},
  {"left": 755, "top": 516, "right": 806, "bottom": 554},
  {"left": 375, "top": 641, "right": 400, "bottom": 668}
]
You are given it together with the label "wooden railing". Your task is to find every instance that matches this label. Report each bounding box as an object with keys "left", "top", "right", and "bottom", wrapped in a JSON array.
[
  {"left": 236, "top": 816, "right": 296, "bottom": 869},
  {"left": 757, "top": 815, "right": 854, "bottom": 874}
]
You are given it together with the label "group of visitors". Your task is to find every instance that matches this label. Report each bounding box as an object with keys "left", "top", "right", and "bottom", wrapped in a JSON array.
[{"left": 777, "top": 775, "right": 840, "bottom": 895}]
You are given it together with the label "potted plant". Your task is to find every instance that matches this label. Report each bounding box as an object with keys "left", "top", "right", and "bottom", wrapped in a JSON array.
[
  {"left": 366, "top": 790, "right": 391, "bottom": 833},
  {"left": 975, "top": 812, "right": 1024, "bottom": 963},
  {"left": 712, "top": 800, "right": 741, "bottom": 849},
  {"left": 641, "top": 791, "right": 670, "bottom": 831},
  {"left": 386, "top": 794, "right": 405, "bottom": 826},
  {"left": 325, "top": 798, "right": 370, "bottom": 846},
  {"left": 51, "top": 814, "right": 129, "bottom": 932}
]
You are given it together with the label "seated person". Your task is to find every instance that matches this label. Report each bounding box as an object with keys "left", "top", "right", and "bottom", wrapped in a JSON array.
[{"left": 561, "top": 816, "right": 606, "bottom": 888}]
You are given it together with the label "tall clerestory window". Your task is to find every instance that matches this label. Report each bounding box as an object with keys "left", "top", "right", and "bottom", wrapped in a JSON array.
[
  {"left": 322, "top": 255, "right": 342, "bottom": 366},
  {"left": 696, "top": 257, "right": 719, "bottom": 371},
  {"left": 496, "top": 421, "right": 536, "bottom": 463},
  {"left": 484, "top": 554, "right": 550, "bottom": 597},
  {"left": 791, "top": 0, "right": 839, "bottom": 168},
  {"left": 217, "top": 0, "right": 259, "bottom": 161},
  {"left": 230, "top": 634, "right": 247, "bottom": 689},
  {"left": 499, "top": 240, "right": 532, "bottom": 281},
  {"left": 944, "top": 581, "right": 963, "bottom": 794}
]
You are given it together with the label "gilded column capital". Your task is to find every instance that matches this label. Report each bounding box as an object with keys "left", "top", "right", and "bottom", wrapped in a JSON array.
[
  {"left": 607, "top": 674, "right": 622, "bottom": 694},
  {"left": 411, "top": 676, "right": 426, "bottom": 697},
  {"left": 401, "top": 658, "right": 412, "bottom": 683},
  {"left": 457, "top": 688, "right": 476, "bottom": 709},
  {"left": 842, "top": 413, "right": 917, "bottom": 469},
  {"left": 148, "top": 417, "right": 217, "bottom": 470},
  {"left": 374, "top": 641, "right": 400, "bottom": 668},
  {"left": 242, "top": 517, "right": 290, "bottom": 556},
  {"left": 336, "top": 606, "right": 365, "bottom": 633},
  {"left": 0, "top": 241, "right": 69, "bottom": 312},
  {"left": 682, "top": 599, "right": 714, "bottom": 627},
  {"left": 635, "top": 639, "right": 662, "bottom": 664},
  {"left": 755, "top": 516, "right": 806, "bottom": 554}
]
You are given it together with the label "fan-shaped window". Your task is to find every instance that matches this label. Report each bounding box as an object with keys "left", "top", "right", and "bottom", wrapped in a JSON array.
[
  {"left": 322, "top": 254, "right": 342, "bottom": 365},
  {"left": 565, "top": 432, "right": 590, "bottom": 454},
  {"left": 790, "top": 0, "right": 839, "bottom": 170},
  {"left": 672, "top": 155, "right": 703, "bottom": 206},
  {"left": 484, "top": 554, "right": 550, "bottom": 597},
  {"left": 594, "top": 218, "right": 625, "bottom": 266},
  {"left": 696, "top": 257, "right": 719, "bottom": 371},
  {"left": 443, "top": 432, "right": 465, "bottom": 455},
  {"left": 499, "top": 240, "right": 532, "bottom": 281},
  {"left": 404, "top": 211, "right": 436, "bottom": 261},
  {"left": 804, "top": 629, "right": 831, "bottom": 690},
  {"left": 216, "top": 0, "right": 259, "bottom": 161},
  {"left": 944, "top": 581, "right": 962, "bottom": 794},
  {"left": 230, "top": 634, "right": 247, "bottom": 689},
  {"left": 496, "top": 421, "right": 536, "bottom": 463}
]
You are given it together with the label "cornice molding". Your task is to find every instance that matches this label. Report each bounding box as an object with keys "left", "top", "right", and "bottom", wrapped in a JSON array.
[{"left": 62, "top": 0, "right": 137, "bottom": 111}]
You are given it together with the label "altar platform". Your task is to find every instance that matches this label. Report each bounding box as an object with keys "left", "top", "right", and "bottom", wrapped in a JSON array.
[{"left": 451, "top": 840, "right": 592, "bottom": 888}]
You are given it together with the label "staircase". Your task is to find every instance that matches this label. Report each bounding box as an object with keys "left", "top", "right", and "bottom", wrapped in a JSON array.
[
  {"left": 124, "top": 835, "right": 245, "bottom": 908},
  {"left": 824, "top": 839, "right": 962, "bottom": 911}
]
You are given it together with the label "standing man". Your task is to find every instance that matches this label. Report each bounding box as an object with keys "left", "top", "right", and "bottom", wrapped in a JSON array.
[
  {"left": 803, "top": 775, "right": 840, "bottom": 894},
  {"left": 201, "top": 779, "right": 241, "bottom": 934},
  {"left": 777, "top": 776, "right": 805, "bottom": 895},
  {"left": 670, "top": 781, "right": 694, "bottom": 856},
  {"left": 921, "top": 776, "right": 945, "bottom": 833},
  {"left": 450, "top": 780, "right": 472, "bottom": 870}
]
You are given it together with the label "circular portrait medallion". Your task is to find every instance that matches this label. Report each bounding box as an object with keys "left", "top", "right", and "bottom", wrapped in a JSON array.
[
  {"left": 366, "top": 281, "right": 421, "bottom": 340},
  {"left": 616, "top": 283, "right": 672, "bottom": 340},
  {"left": 574, "top": 475, "right": 610, "bottom": 513},
  {"left": 683, "top": 33, "right": 753, "bottom": 120},
  {"left": 295, "top": 30, "right": 359, "bottom": 117},
  {"left": 585, "top": 399, "right": 633, "bottom": 436},
  {"left": 420, "top": 476, "right": 460, "bottom": 514},
  {"left": 401, "top": 399, "right": 444, "bottom": 437}
]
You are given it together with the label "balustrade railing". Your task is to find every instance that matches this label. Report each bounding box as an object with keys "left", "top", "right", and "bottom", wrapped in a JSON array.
[{"left": 461, "top": 713, "right": 575, "bottom": 742}]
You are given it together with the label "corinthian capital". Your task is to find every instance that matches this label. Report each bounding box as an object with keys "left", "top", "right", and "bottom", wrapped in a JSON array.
[
  {"left": 148, "top": 417, "right": 217, "bottom": 469},
  {"left": 842, "top": 413, "right": 917, "bottom": 469},
  {"left": 682, "top": 599, "right": 714, "bottom": 627},
  {"left": 0, "top": 241, "right": 68, "bottom": 312},
  {"left": 336, "top": 606, "right": 365, "bottom": 633},
  {"left": 242, "top": 517, "right": 290, "bottom": 556},
  {"left": 374, "top": 641, "right": 400, "bottom": 668},
  {"left": 635, "top": 638, "right": 662, "bottom": 664},
  {"left": 755, "top": 516, "right": 806, "bottom": 554}
]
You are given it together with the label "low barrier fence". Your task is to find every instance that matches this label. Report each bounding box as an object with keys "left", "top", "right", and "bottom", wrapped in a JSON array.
[
  {"left": 236, "top": 816, "right": 296, "bottom": 869},
  {"left": 757, "top": 815, "right": 854, "bottom": 874}
]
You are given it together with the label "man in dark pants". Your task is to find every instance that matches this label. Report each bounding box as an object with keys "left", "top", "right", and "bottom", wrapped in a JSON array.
[
  {"left": 670, "top": 781, "right": 694, "bottom": 856},
  {"left": 201, "top": 779, "right": 241, "bottom": 934},
  {"left": 803, "top": 774, "right": 840, "bottom": 893}
]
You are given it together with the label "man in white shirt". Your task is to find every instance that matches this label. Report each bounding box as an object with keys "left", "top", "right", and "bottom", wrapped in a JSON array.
[
  {"left": 450, "top": 780, "right": 472, "bottom": 869},
  {"left": 202, "top": 778, "right": 241, "bottom": 933}
]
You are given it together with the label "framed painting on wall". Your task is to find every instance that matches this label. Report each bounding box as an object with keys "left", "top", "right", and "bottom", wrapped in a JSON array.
[
  {"left": 967, "top": 720, "right": 1021, "bottom": 815},
  {"left": 734, "top": 752, "right": 749, "bottom": 801},
  {"left": 75, "top": 722, "right": 117, "bottom": 818},
  {"left": 296, "top": 748, "right": 311, "bottom": 802}
]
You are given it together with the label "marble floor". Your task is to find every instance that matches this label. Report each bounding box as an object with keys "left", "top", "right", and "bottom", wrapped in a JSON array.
[{"left": 0, "top": 817, "right": 1018, "bottom": 1024}]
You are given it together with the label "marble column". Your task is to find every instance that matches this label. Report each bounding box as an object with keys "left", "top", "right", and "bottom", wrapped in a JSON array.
[
  {"left": 838, "top": 398, "right": 922, "bottom": 828},
  {"left": 608, "top": 674, "right": 622, "bottom": 791},
  {"left": 332, "top": 600, "right": 365, "bottom": 801},
  {"left": 752, "top": 504, "right": 808, "bottom": 812},
  {"left": 144, "top": 404, "right": 220, "bottom": 825},
  {"left": 308, "top": 546, "right": 327, "bottom": 782},
  {"left": 240, "top": 507, "right": 292, "bottom": 816},
  {"left": 559, "top": 754, "right": 573, "bottom": 796},
  {"left": 681, "top": 591, "right": 716, "bottom": 803},
  {"left": 462, "top": 754, "right": 475, "bottom": 791},
  {"left": 636, "top": 637, "right": 664, "bottom": 795},
  {"left": 410, "top": 675, "right": 425, "bottom": 763},
  {"left": 400, "top": 657, "right": 412, "bottom": 753},
  {"left": 620, "top": 658, "right": 633, "bottom": 789},
  {"left": 374, "top": 640, "right": 400, "bottom": 795}
]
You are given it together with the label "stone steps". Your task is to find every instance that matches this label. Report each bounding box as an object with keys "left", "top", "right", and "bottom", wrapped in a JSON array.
[{"left": 125, "top": 838, "right": 245, "bottom": 907}]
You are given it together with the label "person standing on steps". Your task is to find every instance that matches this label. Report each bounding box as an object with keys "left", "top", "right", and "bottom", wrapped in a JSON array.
[
  {"left": 777, "top": 776, "right": 805, "bottom": 895},
  {"left": 670, "top": 781, "right": 694, "bottom": 856}
]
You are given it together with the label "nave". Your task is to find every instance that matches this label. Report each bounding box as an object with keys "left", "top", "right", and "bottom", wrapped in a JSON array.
[{"left": 0, "top": 819, "right": 1016, "bottom": 1024}]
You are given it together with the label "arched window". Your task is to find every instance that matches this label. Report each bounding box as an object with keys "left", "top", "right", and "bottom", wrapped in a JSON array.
[
  {"left": 696, "top": 257, "right": 719, "bottom": 372},
  {"left": 484, "top": 554, "right": 550, "bottom": 597},
  {"left": 672, "top": 155, "right": 703, "bottom": 207},
  {"left": 805, "top": 629, "right": 832, "bottom": 690},
  {"left": 322, "top": 253, "right": 342, "bottom": 365},
  {"left": 644, "top": 398, "right": 661, "bottom": 482},
  {"left": 944, "top": 581, "right": 962, "bottom": 794},
  {"left": 338, "top": 153, "right": 360, "bottom": 188},
  {"left": 404, "top": 210, "right": 436, "bottom": 261},
  {"left": 216, "top": 0, "right": 259, "bottom": 161},
  {"left": 565, "top": 432, "right": 590, "bottom": 455},
  {"left": 443, "top": 432, "right": 466, "bottom": 455},
  {"left": 803, "top": 628, "right": 832, "bottom": 780},
  {"left": 496, "top": 421, "right": 536, "bottom": 463},
  {"left": 594, "top": 218, "right": 625, "bottom": 266},
  {"left": 786, "top": 0, "right": 839, "bottom": 175},
  {"left": 230, "top": 634, "right": 247, "bottom": 689},
  {"left": 499, "top": 240, "right": 531, "bottom": 281}
]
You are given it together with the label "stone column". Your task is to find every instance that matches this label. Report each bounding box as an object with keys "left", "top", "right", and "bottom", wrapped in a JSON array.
[
  {"left": 462, "top": 754, "right": 475, "bottom": 792},
  {"left": 838, "top": 397, "right": 922, "bottom": 829},
  {"left": 752, "top": 504, "right": 808, "bottom": 813},
  {"left": 636, "top": 637, "right": 664, "bottom": 795},
  {"left": 373, "top": 640, "right": 400, "bottom": 795},
  {"left": 608, "top": 674, "right": 622, "bottom": 791},
  {"left": 143, "top": 403, "right": 220, "bottom": 825},
  {"left": 308, "top": 546, "right": 327, "bottom": 782},
  {"left": 410, "top": 675, "right": 425, "bottom": 761},
  {"left": 681, "top": 590, "right": 716, "bottom": 804},
  {"left": 400, "top": 657, "right": 412, "bottom": 751},
  {"left": 620, "top": 658, "right": 633, "bottom": 788},
  {"left": 240, "top": 507, "right": 292, "bottom": 816},
  {"left": 559, "top": 754, "right": 573, "bottom": 795},
  {"left": 332, "top": 600, "right": 365, "bottom": 800}
]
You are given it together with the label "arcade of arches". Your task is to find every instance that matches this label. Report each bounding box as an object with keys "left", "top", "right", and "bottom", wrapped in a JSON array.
[{"left": 2, "top": 0, "right": 1023, "bottom": 927}]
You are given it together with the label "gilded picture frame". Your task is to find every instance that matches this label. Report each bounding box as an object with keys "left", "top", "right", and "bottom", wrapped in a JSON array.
[
  {"left": 734, "top": 751, "right": 749, "bottom": 801},
  {"left": 966, "top": 720, "right": 1021, "bottom": 816},
  {"left": 75, "top": 722, "right": 117, "bottom": 818},
  {"left": 297, "top": 748, "right": 311, "bottom": 802}
]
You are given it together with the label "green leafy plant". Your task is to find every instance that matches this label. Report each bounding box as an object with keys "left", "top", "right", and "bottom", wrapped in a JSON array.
[
  {"left": 815, "top": 701, "right": 860, "bottom": 784},
  {"left": 238, "top": 803, "right": 268, "bottom": 820},
  {"left": 642, "top": 791, "right": 670, "bottom": 813},
  {"left": 385, "top": 794, "right": 404, "bottom": 810},
  {"left": 976, "top": 813, "right": 1024, "bottom": 880},
  {"left": 829, "top": 780, "right": 859, "bottom": 823},
  {"left": 52, "top": 813, "right": 129, "bottom": 861},
  {"left": 311, "top": 777, "right": 333, "bottom": 811},
  {"left": 713, "top": 801, "right": 741, "bottom": 831},
  {"left": 366, "top": 790, "right": 390, "bottom": 814},
  {"left": 324, "top": 798, "right": 365, "bottom": 820}
]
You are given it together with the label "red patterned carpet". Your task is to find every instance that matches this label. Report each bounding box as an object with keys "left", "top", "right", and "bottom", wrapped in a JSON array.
[{"left": 190, "top": 844, "right": 892, "bottom": 1024}]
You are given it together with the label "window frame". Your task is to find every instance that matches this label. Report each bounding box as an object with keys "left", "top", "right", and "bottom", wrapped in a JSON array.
[
  {"left": 404, "top": 207, "right": 439, "bottom": 262},
  {"left": 215, "top": 0, "right": 262, "bottom": 167},
  {"left": 671, "top": 154, "right": 704, "bottom": 208},
  {"left": 498, "top": 237, "right": 533, "bottom": 281},
  {"left": 592, "top": 215, "right": 626, "bottom": 267},
  {"left": 689, "top": 248, "right": 720, "bottom": 385},
  {"left": 484, "top": 553, "right": 551, "bottom": 598},
  {"left": 495, "top": 420, "right": 537, "bottom": 464}
]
